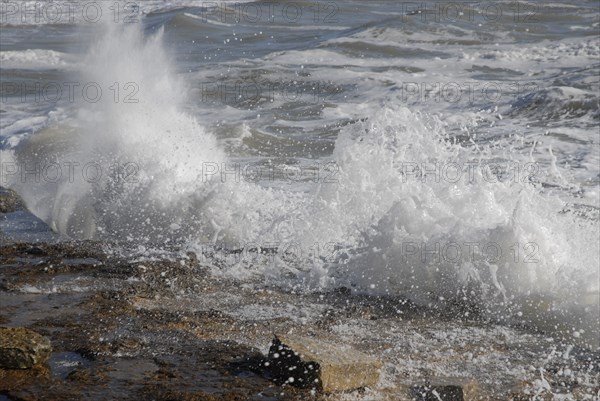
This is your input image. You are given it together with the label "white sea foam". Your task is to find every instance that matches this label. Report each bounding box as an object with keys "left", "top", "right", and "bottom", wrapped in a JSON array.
[
  {"left": 0, "top": 49, "right": 72, "bottom": 69},
  {"left": 303, "top": 105, "right": 599, "bottom": 346}
]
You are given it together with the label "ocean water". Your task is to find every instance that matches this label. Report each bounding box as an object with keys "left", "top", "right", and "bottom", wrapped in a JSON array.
[{"left": 1, "top": 0, "right": 599, "bottom": 357}]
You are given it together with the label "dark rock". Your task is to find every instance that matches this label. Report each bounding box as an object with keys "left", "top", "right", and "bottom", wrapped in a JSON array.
[{"left": 411, "top": 384, "right": 464, "bottom": 401}]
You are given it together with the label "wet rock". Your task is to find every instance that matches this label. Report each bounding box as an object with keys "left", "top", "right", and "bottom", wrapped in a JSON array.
[
  {"left": 410, "top": 380, "right": 480, "bottom": 401},
  {"left": 0, "top": 327, "right": 52, "bottom": 369},
  {"left": 411, "top": 384, "right": 464, "bottom": 401},
  {"left": 0, "top": 363, "right": 51, "bottom": 392},
  {"left": 267, "top": 333, "right": 382, "bottom": 393},
  {"left": 0, "top": 187, "right": 23, "bottom": 213}
]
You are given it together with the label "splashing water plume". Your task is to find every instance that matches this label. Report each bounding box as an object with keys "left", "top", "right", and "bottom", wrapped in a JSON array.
[{"left": 6, "top": 18, "right": 225, "bottom": 243}]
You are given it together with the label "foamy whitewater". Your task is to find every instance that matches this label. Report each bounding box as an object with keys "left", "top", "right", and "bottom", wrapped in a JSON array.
[{"left": 1, "top": 0, "right": 599, "bottom": 351}]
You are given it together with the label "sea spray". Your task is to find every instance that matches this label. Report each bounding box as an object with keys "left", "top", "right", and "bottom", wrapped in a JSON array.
[
  {"left": 75, "top": 20, "right": 225, "bottom": 242},
  {"left": 4, "top": 14, "right": 225, "bottom": 242},
  {"left": 199, "top": 105, "right": 599, "bottom": 348},
  {"left": 1, "top": 7, "right": 597, "bottom": 349},
  {"left": 307, "top": 105, "right": 599, "bottom": 348}
]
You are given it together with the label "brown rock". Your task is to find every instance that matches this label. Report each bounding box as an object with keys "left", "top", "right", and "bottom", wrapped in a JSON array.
[
  {"left": 267, "top": 334, "right": 382, "bottom": 393},
  {"left": 0, "top": 363, "right": 50, "bottom": 391},
  {"left": 0, "top": 187, "right": 23, "bottom": 213},
  {"left": 0, "top": 327, "right": 52, "bottom": 369}
]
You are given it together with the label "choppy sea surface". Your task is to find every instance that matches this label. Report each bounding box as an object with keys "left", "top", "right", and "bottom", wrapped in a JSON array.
[{"left": 1, "top": 0, "right": 599, "bottom": 394}]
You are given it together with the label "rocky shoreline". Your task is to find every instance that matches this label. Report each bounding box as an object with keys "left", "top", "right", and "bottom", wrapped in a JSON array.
[{"left": 1, "top": 188, "right": 599, "bottom": 400}]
